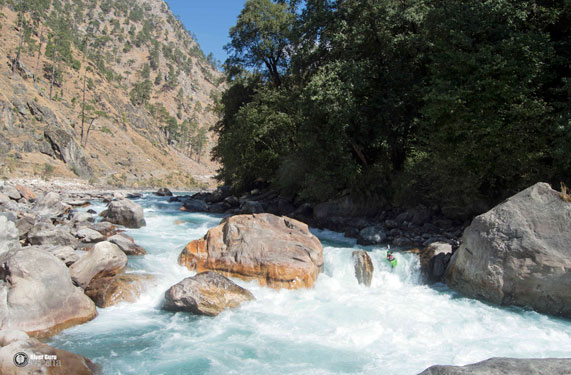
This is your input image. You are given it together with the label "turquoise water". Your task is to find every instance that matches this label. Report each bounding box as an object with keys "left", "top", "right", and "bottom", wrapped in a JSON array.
[{"left": 49, "top": 194, "right": 571, "bottom": 375}]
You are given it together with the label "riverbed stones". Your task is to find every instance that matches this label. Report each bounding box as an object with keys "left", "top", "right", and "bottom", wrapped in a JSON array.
[
  {"left": 417, "top": 357, "right": 571, "bottom": 375},
  {"left": 0, "top": 331, "right": 100, "bottom": 374},
  {"left": 102, "top": 198, "right": 146, "bottom": 228},
  {"left": 69, "top": 241, "right": 128, "bottom": 288},
  {"left": 34, "top": 191, "right": 70, "bottom": 218},
  {"left": 85, "top": 273, "right": 154, "bottom": 308},
  {"left": 15, "top": 184, "right": 36, "bottom": 201},
  {"left": 0, "top": 215, "right": 20, "bottom": 255},
  {"left": 179, "top": 214, "right": 323, "bottom": 289},
  {"left": 0, "top": 249, "right": 97, "bottom": 337},
  {"left": 163, "top": 271, "right": 254, "bottom": 316},
  {"left": 27, "top": 221, "right": 78, "bottom": 248},
  {"left": 107, "top": 233, "right": 147, "bottom": 255},
  {"left": 444, "top": 182, "right": 571, "bottom": 318},
  {"left": 352, "top": 250, "right": 374, "bottom": 287},
  {"left": 155, "top": 187, "right": 173, "bottom": 196}
]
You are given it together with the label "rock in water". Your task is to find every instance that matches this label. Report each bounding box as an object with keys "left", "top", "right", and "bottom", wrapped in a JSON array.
[
  {"left": 420, "top": 242, "right": 453, "bottom": 284},
  {"left": 0, "top": 330, "right": 100, "bottom": 374},
  {"left": 69, "top": 241, "right": 128, "bottom": 288},
  {"left": 357, "top": 226, "right": 387, "bottom": 246},
  {"left": 352, "top": 250, "right": 374, "bottom": 286},
  {"left": 155, "top": 187, "right": 173, "bottom": 196},
  {"left": 107, "top": 233, "right": 147, "bottom": 255},
  {"left": 0, "top": 249, "right": 96, "bottom": 337},
  {"left": 444, "top": 182, "right": 571, "bottom": 317},
  {"left": 178, "top": 214, "right": 323, "bottom": 289},
  {"left": 102, "top": 198, "right": 146, "bottom": 228},
  {"left": 85, "top": 274, "right": 154, "bottom": 308},
  {"left": 417, "top": 357, "right": 571, "bottom": 375},
  {"left": 163, "top": 272, "right": 254, "bottom": 316}
]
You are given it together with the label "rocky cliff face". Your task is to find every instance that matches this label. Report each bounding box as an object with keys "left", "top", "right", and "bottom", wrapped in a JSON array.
[{"left": 0, "top": 0, "right": 222, "bottom": 188}]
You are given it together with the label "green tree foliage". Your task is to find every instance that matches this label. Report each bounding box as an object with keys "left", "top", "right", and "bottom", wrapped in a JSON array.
[
  {"left": 214, "top": 0, "right": 571, "bottom": 217},
  {"left": 226, "top": 0, "right": 294, "bottom": 87},
  {"left": 129, "top": 79, "right": 152, "bottom": 105}
]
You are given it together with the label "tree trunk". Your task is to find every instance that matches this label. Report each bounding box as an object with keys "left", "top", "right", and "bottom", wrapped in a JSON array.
[
  {"left": 83, "top": 117, "right": 97, "bottom": 147},
  {"left": 80, "top": 73, "right": 87, "bottom": 133},
  {"left": 34, "top": 27, "right": 43, "bottom": 83},
  {"left": 12, "top": 14, "right": 25, "bottom": 75}
]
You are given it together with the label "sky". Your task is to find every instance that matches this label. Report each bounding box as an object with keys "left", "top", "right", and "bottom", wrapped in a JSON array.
[{"left": 165, "top": 0, "right": 248, "bottom": 66}]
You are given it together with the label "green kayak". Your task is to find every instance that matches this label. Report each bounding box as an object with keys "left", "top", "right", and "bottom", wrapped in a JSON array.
[{"left": 387, "top": 258, "right": 397, "bottom": 268}]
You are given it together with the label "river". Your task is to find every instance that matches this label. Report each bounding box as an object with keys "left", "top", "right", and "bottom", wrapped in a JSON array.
[{"left": 48, "top": 194, "right": 571, "bottom": 374}]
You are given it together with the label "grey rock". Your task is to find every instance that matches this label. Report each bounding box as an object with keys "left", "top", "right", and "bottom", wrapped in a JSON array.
[
  {"left": 182, "top": 198, "right": 208, "bottom": 212},
  {"left": 445, "top": 182, "right": 571, "bottom": 318},
  {"left": 223, "top": 195, "right": 240, "bottom": 208},
  {"left": 75, "top": 228, "right": 105, "bottom": 243},
  {"left": 417, "top": 357, "right": 571, "bottom": 375},
  {"left": 71, "top": 211, "right": 95, "bottom": 224},
  {"left": 107, "top": 233, "right": 146, "bottom": 256},
  {"left": 102, "top": 199, "right": 146, "bottom": 228},
  {"left": 0, "top": 194, "right": 9, "bottom": 204},
  {"left": 89, "top": 221, "right": 119, "bottom": 237},
  {"left": 357, "top": 226, "right": 387, "bottom": 246},
  {"left": 352, "top": 250, "right": 374, "bottom": 287},
  {"left": 0, "top": 248, "right": 96, "bottom": 336},
  {"left": 163, "top": 271, "right": 254, "bottom": 316},
  {"left": 44, "top": 126, "right": 92, "bottom": 178},
  {"left": 0, "top": 216, "right": 20, "bottom": 255},
  {"left": 238, "top": 200, "right": 264, "bottom": 214},
  {"left": 34, "top": 191, "right": 70, "bottom": 218},
  {"left": 384, "top": 219, "right": 399, "bottom": 229},
  {"left": 1, "top": 186, "right": 21, "bottom": 200},
  {"left": 155, "top": 187, "right": 173, "bottom": 196},
  {"left": 15, "top": 215, "right": 35, "bottom": 240},
  {"left": 28, "top": 222, "right": 78, "bottom": 248},
  {"left": 208, "top": 201, "right": 230, "bottom": 213},
  {"left": 419, "top": 242, "right": 453, "bottom": 284},
  {"left": 69, "top": 241, "right": 128, "bottom": 288}
]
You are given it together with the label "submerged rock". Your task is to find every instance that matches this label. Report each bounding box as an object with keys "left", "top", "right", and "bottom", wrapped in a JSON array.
[
  {"left": 102, "top": 199, "right": 146, "bottom": 228},
  {"left": 0, "top": 249, "right": 96, "bottom": 337},
  {"left": 444, "top": 183, "right": 571, "bottom": 318},
  {"left": 179, "top": 214, "right": 323, "bottom": 289},
  {"left": 0, "top": 330, "right": 100, "bottom": 374},
  {"left": 85, "top": 273, "right": 154, "bottom": 308},
  {"left": 417, "top": 357, "right": 571, "bottom": 375},
  {"left": 352, "top": 250, "right": 374, "bottom": 287},
  {"left": 69, "top": 241, "right": 127, "bottom": 288},
  {"left": 163, "top": 272, "right": 254, "bottom": 316}
]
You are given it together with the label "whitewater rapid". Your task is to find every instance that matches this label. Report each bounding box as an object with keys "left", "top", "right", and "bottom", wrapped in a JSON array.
[{"left": 49, "top": 194, "right": 571, "bottom": 375}]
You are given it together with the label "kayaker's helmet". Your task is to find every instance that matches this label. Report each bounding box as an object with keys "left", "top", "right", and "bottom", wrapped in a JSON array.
[{"left": 387, "top": 250, "right": 392, "bottom": 255}]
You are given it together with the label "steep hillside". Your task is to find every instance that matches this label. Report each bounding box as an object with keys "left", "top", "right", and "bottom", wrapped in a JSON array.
[{"left": 0, "top": 0, "right": 223, "bottom": 188}]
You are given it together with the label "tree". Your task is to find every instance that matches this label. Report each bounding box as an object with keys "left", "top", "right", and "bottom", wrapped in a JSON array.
[{"left": 225, "top": 0, "right": 294, "bottom": 87}]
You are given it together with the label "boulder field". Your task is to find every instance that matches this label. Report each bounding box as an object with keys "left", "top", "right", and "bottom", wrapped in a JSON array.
[
  {"left": 417, "top": 357, "right": 571, "bottom": 375},
  {"left": 444, "top": 183, "right": 571, "bottom": 318},
  {"left": 179, "top": 213, "right": 323, "bottom": 289}
]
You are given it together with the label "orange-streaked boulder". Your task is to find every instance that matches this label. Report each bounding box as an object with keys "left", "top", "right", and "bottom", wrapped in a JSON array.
[{"left": 179, "top": 214, "right": 323, "bottom": 289}]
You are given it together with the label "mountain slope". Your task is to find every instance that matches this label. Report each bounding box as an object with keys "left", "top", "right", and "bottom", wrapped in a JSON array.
[{"left": 0, "top": 0, "right": 223, "bottom": 188}]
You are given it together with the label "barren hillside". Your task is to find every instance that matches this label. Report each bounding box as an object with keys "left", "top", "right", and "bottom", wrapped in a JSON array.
[{"left": 0, "top": 0, "right": 223, "bottom": 189}]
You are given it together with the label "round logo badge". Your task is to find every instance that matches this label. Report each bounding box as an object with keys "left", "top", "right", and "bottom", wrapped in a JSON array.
[{"left": 13, "top": 352, "right": 29, "bottom": 367}]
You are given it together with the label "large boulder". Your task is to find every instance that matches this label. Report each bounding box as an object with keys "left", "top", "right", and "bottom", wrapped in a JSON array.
[
  {"left": 352, "top": 250, "right": 374, "bottom": 287},
  {"left": 163, "top": 271, "right": 254, "bottom": 316},
  {"left": 180, "top": 199, "right": 208, "bottom": 212},
  {"left": 0, "top": 216, "right": 20, "bottom": 255},
  {"left": 0, "top": 249, "right": 97, "bottom": 337},
  {"left": 69, "top": 241, "right": 128, "bottom": 288},
  {"left": 14, "top": 185, "right": 36, "bottom": 201},
  {"left": 34, "top": 192, "right": 70, "bottom": 218},
  {"left": 28, "top": 222, "right": 78, "bottom": 248},
  {"left": 85, "top": 273, "right": 154, "bottom": 308},
  {"left": 24, "top": 245, "right": 79, "bottom": 267},
  {"left": 444, "top": 183, "right": 571, "bottom": 317},
  {"left": 102, "top": 199, "right": 146, "bottom": 228},
  {"left": 179, "top": 214, "right": 323, "bottom": 289},
  {"left": 0, "top": 330, "right": 100, "bottom": 374},
  {"left": 417, "top": 357, "right": 571, "bottom": 375}
]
